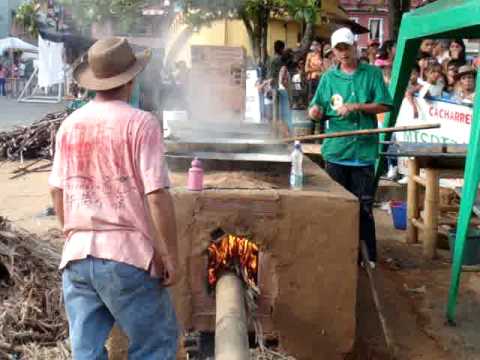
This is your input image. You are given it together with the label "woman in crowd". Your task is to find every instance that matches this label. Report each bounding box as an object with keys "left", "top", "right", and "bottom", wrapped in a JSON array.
[
  {"left": 367, "top": 39, "right": 380, "bottom": 64},
  {"left": 445, "top": 59, "right": 463, "bottom": 93},
  {"left": 449, "top": 39, "right": 467, "bottom": 65},
  {"left": 375, "top": 40, "right": 396, "bottom": 68},
  {"left": 305, "top": 38, "right": 323, "bottom": 101},
  {"left": 322, "top": 44, "right": 335, "bottom": 70},
  {"left": 453, "top": 65, "right": 476, "bottom": 103}
]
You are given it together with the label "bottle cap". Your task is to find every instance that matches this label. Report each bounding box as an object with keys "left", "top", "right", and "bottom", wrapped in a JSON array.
[
  {"left": 191, "top": 157, "right": 202, "bottom": 168},
  {"left": 294, "top": 141, "right": 302, "bottom": 149}
]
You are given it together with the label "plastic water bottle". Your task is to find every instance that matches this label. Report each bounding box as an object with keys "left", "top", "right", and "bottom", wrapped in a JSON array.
[{"left": 290, "top": 141, "right": 303, "bottom": 190}]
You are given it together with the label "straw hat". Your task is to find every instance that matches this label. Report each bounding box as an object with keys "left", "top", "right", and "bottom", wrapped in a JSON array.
[
  {"left": 455, "top": 65, "right": 476, "bottom": 81},
  {"left": 73, "top": 37, "right": 151, "bottom": 91}
]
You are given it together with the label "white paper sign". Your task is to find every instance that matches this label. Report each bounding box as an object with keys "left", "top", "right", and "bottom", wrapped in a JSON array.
[{"left": 244, "top": 70, "right": 261, "bottom": 124}]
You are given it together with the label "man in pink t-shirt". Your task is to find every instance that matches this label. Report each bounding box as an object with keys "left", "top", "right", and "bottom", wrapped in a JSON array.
[{"left": 49, "top": 37, "right": 178, "bottom": 359}]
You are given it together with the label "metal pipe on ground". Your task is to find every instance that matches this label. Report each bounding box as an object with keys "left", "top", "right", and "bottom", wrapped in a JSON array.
[{"left": 215, "top": 272, "right": 250, "bottom": 360}]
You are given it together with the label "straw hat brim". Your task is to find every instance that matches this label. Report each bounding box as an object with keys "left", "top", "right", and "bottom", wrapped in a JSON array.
[
  {"left": 73, "top": 52, "right": 150, "bottom": 91},
  {"left": 455, "top": 69, "right": 476, "bottom": 81}
]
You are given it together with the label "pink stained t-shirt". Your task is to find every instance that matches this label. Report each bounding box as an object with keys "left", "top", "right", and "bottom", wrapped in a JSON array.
[{"left": 49, "top": 100, "right": 170, "bottom": 277}]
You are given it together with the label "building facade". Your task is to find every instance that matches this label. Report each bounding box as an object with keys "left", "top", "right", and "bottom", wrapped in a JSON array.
[
  {"left": 341, "top": 0, "right": 427, "bottom": 49},
  {"left": 341, "top": 0, "right": 390, "bottom": 49},
  {"left": 0, "top": 0, "right": 23, "bottom": 38}
]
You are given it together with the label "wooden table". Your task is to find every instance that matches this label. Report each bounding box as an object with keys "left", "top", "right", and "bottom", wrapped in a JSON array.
[
  {"left": 383, "top": 149, "right": 466, "bottom": 259},
  {"left": 406, "top": 155, "right": 465, "bottom": 259}
]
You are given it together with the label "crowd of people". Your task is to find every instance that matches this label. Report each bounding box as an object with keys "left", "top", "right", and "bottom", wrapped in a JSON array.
[
  {"left": 259, "top": 36, "right": 479, "bottom": 122},
  {"left": 0, "top": 53, "right": 30, "bottom": 97}
]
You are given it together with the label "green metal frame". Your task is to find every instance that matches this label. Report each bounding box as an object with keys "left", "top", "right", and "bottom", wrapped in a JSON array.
[{"left": 373, "top": 0, "right": 480, "bottom": 324}]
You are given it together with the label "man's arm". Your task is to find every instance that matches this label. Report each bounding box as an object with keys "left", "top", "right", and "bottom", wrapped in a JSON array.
[
  {"left": 337, "top": 103, "right": 391, "bottom": 117},
  {"left": 50, "top": 187, "right": 64, "bottom": 228},
  {"left": 146, "top": 188, "right": 179, "bottom": 287}
]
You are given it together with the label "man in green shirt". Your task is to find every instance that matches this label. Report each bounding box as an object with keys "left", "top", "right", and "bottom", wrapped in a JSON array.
[{"left": 309, "top": 27, "right": 393, "bottom": 267}]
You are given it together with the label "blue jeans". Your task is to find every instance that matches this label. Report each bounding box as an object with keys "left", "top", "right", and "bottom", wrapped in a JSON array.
[
  {"left": 62, "top": 257, "right": 178, "bottom": 360},
  {"left": 0, "top": 78, "right": 5, "bottom": 96}
]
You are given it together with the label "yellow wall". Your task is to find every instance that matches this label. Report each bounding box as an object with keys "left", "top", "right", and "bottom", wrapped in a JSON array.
[
  {"left": 165, "top": 18, "right": 303, "bottom": 66},
  {"left": 225, "top": 20, "right": 252, "bottom": 54},
  {"left": 267, "top": 20, "right": 301, "bottom": 53},
  {"left": 190, "top": 21, "right": 227, "bottom": 46}
]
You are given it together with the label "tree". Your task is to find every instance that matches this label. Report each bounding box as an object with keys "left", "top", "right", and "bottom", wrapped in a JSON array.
[
  {"left": 58, "top": 0, "right": 159, "bottom": 34},
  {"left": 182, "top": 0, "right": 323, "bottom": 65},
  {"left": 387, "top": 0, "right": 411, "bottom": 41},
  {"left": 15, "top": 0, "right": 41, "bottom": 37},
  {"left": 279, "top": 0, "right": 320, "bottom": 57},
  {"left": 181, "top": 0, "right": 281, "bottom": 65}
]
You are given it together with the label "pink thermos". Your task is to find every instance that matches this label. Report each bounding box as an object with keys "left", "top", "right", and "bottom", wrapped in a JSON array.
[{"left": 187, "top": 157, "right": 204, "bottom": 191}]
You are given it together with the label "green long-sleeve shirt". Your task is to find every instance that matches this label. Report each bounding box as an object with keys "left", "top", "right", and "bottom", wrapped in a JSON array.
[{"left": 310, "top": 63, "right": 393, "bottom": 164}]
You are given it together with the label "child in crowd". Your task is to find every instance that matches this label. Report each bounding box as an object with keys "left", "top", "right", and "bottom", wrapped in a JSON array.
[
  {"left": 406, "top": 65, "right": 422, "bottom": 118},
  {"left": 420, "top": 39, "right": 435, "bottom": 56},
  {"left": 419, "top": 62, "right": 445, "bottom": 98},
  {"left": 417, "top": 52, "right": 432, "bottom": 80}
]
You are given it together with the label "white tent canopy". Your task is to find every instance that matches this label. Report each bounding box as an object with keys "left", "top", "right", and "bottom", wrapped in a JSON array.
[{"left": 0, "top": 37, "right": 38, "bottom": 54}]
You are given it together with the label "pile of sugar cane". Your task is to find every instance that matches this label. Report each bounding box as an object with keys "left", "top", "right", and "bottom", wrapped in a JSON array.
[
  {"left": 0, "top": 218, "right": 69, "bottom": 359},
  {"left": 0, "top": 111, "right": 67, "bottom": 161}
]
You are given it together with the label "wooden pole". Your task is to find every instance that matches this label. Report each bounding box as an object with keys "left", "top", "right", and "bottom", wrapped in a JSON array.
[
  {"left": 424, "top": 168, "right": 440, "bottom": 259},
  {"left": 283, "top": 123, "right": 441, "bottom": 143},
  {"left": 215, "top": 272, "right": 249, "bottom": 360},
  {"left": 407, "top": 158, "right": 420, "bottom": 244}
]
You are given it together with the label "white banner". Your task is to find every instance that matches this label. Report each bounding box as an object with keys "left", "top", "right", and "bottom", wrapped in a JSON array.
[
  {"left": 395, "top": 97, "right": 471, "bottom": 177},
  {"left": 396, "top": 97, "right": 472, "bottom": 144}
]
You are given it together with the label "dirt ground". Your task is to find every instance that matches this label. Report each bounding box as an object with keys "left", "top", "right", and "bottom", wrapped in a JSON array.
[{"left": 1, "top": 160, "right": 479, "bottom": 359}]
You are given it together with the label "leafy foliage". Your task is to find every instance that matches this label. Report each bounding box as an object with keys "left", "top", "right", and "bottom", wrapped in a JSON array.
[
  {"left": 58, "top": 0, "right": 158, "bottom": 33},
  {"left": 15, "top": 0, "right": 41, "bottom": 37},
  {"left": 280, "top": 0, "right": 320, "bottom": 25},
  {"left": 180, "top": 0, "right": 321, "bottom": 63}
]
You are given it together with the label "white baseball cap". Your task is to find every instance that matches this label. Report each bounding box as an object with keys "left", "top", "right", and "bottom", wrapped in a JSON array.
[{"left": 331, "top": 27, "right": 355, "bottom": 49}]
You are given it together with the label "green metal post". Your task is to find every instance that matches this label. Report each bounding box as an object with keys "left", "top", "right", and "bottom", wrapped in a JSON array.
[{"left": 446, "top": 73, "right": 480, "bottom": 324}]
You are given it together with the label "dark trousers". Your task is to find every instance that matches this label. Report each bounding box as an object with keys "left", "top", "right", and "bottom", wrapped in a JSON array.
[
  {"left": 307, "top": 78, "right": 319, "bottom": 102},
  {"left": 325, "top": 162, "right": 377, "bottom": 262}
]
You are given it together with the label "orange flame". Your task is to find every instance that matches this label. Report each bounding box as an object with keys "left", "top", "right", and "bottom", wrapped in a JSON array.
[{"left": 208, "top": 234, "right": 259, "bottom": 288}]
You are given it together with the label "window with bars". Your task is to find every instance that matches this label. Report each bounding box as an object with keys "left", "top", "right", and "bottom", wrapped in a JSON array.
[{"left": 368, "top": 18, "right": 384, "bottom": 44}]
